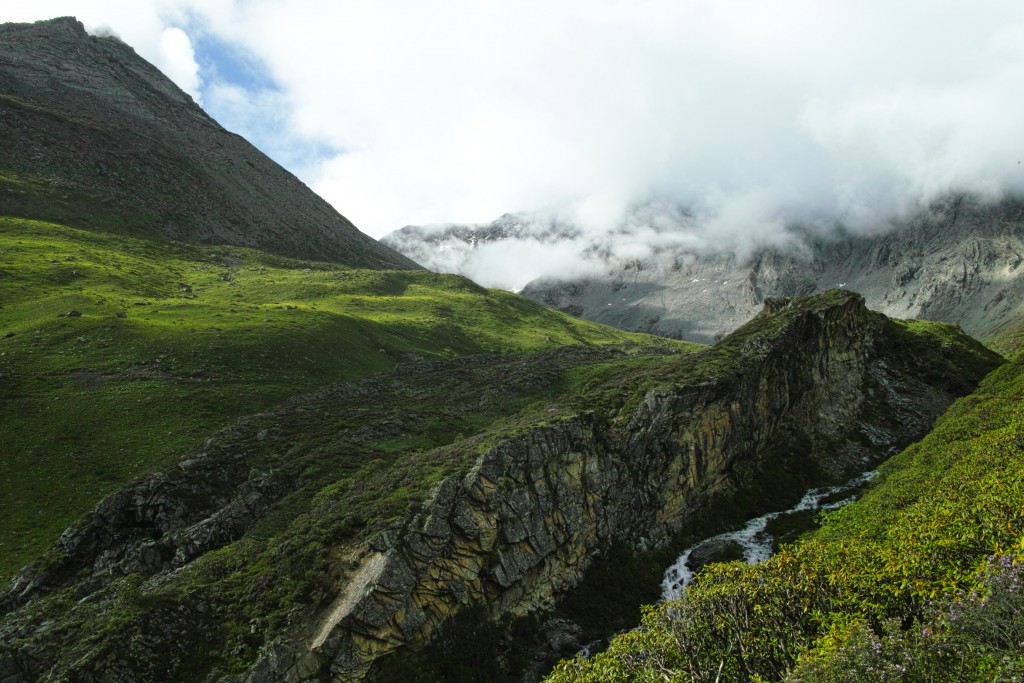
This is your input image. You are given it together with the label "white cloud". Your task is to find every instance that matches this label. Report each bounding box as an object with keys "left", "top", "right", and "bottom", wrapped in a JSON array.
[
  {"left": 3, "top": 0, "right": 1024, "bottom": 254},
  {"left": 465, "top": 239, "right": 604, "bottom": 292},
  {"left": 157, "top": 26, "right": 201, "bottom": 101}
]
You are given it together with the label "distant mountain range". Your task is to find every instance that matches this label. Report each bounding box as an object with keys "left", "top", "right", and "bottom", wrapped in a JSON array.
[{"left": 384, "top": 195, "right": 1024, "bottom": 343}]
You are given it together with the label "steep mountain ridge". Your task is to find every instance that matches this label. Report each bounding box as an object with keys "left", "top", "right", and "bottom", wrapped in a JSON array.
[
  {"left": 0, "top": 17, "right": 417, "bottom": 269},
  {"left": 547, "top": 327, "right": 1024, "bottom": 683},
  {"left": 384, "top": 195, "right": 1024, "bottom": 342}
]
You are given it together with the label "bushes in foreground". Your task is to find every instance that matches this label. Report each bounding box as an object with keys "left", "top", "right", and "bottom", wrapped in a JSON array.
[{"left": 547, "top": 353, "right": 1024, "bottom": 682}]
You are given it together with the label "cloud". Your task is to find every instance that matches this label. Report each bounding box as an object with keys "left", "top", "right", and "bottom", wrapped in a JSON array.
[
  {"left": 801, "top": 48, "right": 1024, "bottom": 226},
  {"left": 175, "top": 0, "right": 1024, "bottom": 242},
  {"left": 456, "top": 239, "right": 604, "bottom": 292},
  {"left": 3, "top": 1, "right": 1024, "bottom": 262},
  {"left": 157, "top": 26, "right": 201, "bottom": 101}
]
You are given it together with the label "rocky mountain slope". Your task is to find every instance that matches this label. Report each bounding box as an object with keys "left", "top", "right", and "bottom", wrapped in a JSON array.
[
  {"left": 0, "top": 291, "right": 1000, "bottom": 682},
  {"left": 385, "top": 196, "right": 1024, "bottom": 343},
  {"left": 0, "top": 15, "right": 1019, "bottom": 683},
  {"left": 0, "top": 17, "right": 417, "bottom": 269},
  {"left": 547, "top": 316, "right": 1024, "bottom": 683},
  {"left": 383, "top": 213, "right": 581, "bottom": 285}
]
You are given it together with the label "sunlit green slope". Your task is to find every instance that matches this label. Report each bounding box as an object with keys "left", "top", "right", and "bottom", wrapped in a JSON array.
[{"left": 0, "top": 208, "right": 670, "bottom": 580}]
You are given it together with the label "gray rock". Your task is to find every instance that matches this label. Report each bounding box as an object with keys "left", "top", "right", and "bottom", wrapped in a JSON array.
[{"left": 384, "top": 196, "right": 1024, "bottom": 344}]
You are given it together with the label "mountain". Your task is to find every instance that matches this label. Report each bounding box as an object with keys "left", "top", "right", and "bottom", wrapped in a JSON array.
[
  {"left": 0, "top": 17, "right": 417, "bottom": 269},
  {"left": 385, "top": 212, "right": 579, "bottom": 256},
  {"left": 384, "top": 195, "right": 1024, "bottom": 343},
  {"left": 0, "top": 16, "right": 649, "bottom": 584},
  {"left": 0, "top": 291, "right": 999, "bottom": 682},
  {"left": 383, "top": 213, "right": 580, "bottom": 275},
  {"left": 547, "top": 315, "right": 1024, "bottom": 683},
  {"left": 1, "top": 15, "right": 1023, "bottom": 683}
]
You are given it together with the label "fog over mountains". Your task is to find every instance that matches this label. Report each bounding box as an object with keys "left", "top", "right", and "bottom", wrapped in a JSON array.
[
  {"left": 3, "top": 3, "right": 1023, "bottom": 242},
  {"left": 383, "top": 194, "right": 1024, "bottom": 343},
  {"left": 5, "top": 11, "right": 1024, "bottom": 683}
]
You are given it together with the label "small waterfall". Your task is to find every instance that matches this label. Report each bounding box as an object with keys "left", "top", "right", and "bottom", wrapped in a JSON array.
[{"left": 661, "top": 470, "right": 876, "bottom": 600}]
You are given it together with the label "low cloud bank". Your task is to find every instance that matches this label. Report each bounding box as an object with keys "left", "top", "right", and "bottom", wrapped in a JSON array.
[{"left": 4, "top": 2, "right": 1024, "bottom": 268}]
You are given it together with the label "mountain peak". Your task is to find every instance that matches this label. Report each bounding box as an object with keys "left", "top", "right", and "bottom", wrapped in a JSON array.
[
  {"left": 0, "top": 16, "right": 419, "bottom": 269},
  {"left": 4, "top": 15, "right": 88, "bottom": 37}
]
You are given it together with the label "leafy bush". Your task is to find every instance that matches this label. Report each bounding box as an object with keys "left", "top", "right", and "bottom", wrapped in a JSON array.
[{"left": 547, "top": 352, "right": 1024, "bottom": 683}]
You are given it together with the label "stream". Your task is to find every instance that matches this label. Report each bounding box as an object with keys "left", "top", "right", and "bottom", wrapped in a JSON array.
[{"left": 661, "top": 470, "right": 877, "bottom": 600}]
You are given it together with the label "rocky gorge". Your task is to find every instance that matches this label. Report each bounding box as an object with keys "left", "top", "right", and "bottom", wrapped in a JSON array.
[{"left": 0, "top": 291, "right": 1000, "bottom": 682}]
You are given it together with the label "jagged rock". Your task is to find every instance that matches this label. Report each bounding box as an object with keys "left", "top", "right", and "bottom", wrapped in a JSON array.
[
  {"left": 288, "top": 292, "right": 997, "bottom": 680},
  {"left": 0, "top": 293, "right": 1002, "bottom": 682}
]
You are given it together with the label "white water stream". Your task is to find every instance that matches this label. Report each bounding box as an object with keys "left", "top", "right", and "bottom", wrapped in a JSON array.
[{"left": 661, "top": 470, "right": 877, "bottom": 600}]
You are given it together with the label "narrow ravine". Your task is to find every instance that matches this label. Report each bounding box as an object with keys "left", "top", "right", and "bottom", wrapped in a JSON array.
[{"left": 661, "top": 470, "right": 877, "bottom": 600}]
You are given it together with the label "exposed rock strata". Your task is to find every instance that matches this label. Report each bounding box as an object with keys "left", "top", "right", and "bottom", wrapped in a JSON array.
[
  {"left": 306, "top": 292, "right": 982, "bottom": 681},
  {"left": 0, "top": 293, "right": 1001, "bottom": 682}
]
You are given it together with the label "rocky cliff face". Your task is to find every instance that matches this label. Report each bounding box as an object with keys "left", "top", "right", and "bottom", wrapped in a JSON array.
[
  {"left": 0, "top": 17, "right": 419, "bottom": 269},
  {"left": 531, "top": 195, "right": 1024, "bottom": 344},
  {"left": 0, "top": 292, "right": 998, "bottom": 682},
  {"left": 384, "top": 196, "right": 1024, "bottom": 342},
  {"left": 306, "top": 292, "right": 988, "bottom": 681}
]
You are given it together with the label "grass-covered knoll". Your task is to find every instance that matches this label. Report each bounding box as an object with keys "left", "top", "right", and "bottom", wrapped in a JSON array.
[
  {"left": 0, "top": 216, "right": 670, "bottom": 580},
  {"left": 546, "top": 336, "right": 1024, "bottom": 682}
]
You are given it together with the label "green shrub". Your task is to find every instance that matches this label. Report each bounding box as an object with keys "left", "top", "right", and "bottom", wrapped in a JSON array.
[{"left": 547, "top": 353, "right": 1024, "bottom": 683}]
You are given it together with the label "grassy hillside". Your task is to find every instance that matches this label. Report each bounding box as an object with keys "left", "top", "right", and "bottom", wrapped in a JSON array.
[
  {"left": 4, "top": 288, "right": 993, "bottom": 682},
  {"left": 0, "top": 212, "right": 669, "bottom": 581},
  {"left": 547, "top": 337, "right": 1024, "bottom": 681}
]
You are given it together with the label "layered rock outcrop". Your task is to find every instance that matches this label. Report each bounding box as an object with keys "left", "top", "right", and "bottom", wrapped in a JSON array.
[
  {"left": 0, "top": 292, "right": 1002, "bottom": 682},
  {"left": 275, "top": 292, "right": 997, "bottom": 681}
]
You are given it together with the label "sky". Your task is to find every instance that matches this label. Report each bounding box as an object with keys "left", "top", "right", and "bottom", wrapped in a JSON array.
[{"left": 3, "top": 2, "right": 1024, "bottom": 270}]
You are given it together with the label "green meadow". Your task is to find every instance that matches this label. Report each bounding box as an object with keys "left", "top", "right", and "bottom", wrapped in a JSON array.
[{"left": 0, "top": 212, "right": 663, "bottom": 580}]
